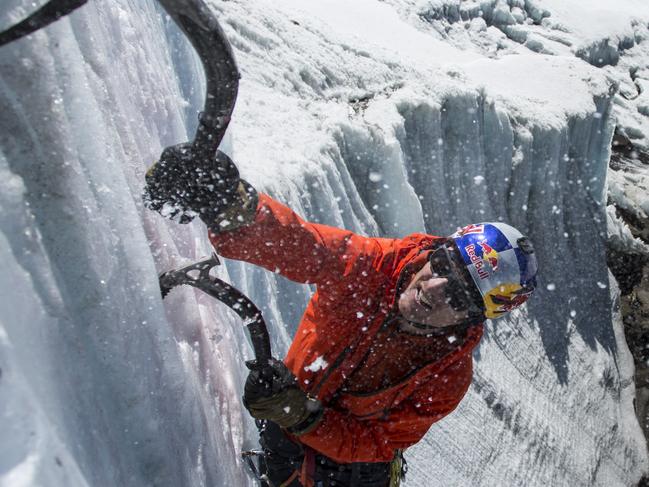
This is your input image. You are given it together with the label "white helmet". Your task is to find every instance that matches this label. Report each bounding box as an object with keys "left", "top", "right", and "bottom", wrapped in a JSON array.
[{"left": 449, "top": 223, "right": 538, "bottom": 319}]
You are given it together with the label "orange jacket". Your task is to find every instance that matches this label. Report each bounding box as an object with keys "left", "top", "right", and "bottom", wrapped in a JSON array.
[{"left": 210, "top": 194, "right": 483, "bottom": 464}]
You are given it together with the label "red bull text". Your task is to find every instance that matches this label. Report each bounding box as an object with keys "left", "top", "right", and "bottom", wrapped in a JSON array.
[
  {"left": 465, "top": 242, "right": 500, "bottom": 279},
  {"left": 465, "top": 243, "right": 489, "bottom": 280}
]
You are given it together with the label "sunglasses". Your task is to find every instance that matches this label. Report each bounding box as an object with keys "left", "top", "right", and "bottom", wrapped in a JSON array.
[{"left": 428, "top": 241, "right": 485, "bottom": 317}]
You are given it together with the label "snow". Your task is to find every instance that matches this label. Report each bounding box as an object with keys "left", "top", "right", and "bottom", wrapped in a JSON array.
[
  {"left": 539, "top": 0, "right": 649, "bottom": 49},
  {"left": 274, "top": 0, "right": 481, "bottom": 66},
  {"left": 304, "top": 356, "right": 329, "bottom": 373},
  {"left": 1, "top": 0, "right": 649, "bottom": 486},
  {"left": 463, "top": 54, "right": 610, "bottom": 125},
  {"left": 608, "top": 205, "right": 649, "bottom": 257},
  {"left": 609, "top": 160, "right": 649, "bottom": 222}
]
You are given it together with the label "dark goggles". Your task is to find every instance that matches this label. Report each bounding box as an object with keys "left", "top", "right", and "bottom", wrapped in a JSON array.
[{"left": 428, "top": 241, "right": 485, "bottom": 318}]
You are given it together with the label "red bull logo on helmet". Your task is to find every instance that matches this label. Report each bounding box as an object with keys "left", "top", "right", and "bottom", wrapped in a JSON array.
[
  {"left": 465, "top": 242, "right": 500, "bottom": 280},
  {"left": 452, "top": 221, "right": 538, "bottom": 318},
  {"left": 465, "top": 243, "right": 489, "bottom": 280},
  {"left": 479, "top": 241, "right": 499, "bottom": 272}
]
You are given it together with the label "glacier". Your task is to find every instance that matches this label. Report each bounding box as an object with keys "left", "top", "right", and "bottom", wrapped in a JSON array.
[{"left": 1, "top": 0, "right": 649, "bottom": 486}]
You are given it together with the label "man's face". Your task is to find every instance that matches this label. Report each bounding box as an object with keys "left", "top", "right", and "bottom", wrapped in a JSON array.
[{"left": 398, "top": 260, "right": 470, "bottom": 328}]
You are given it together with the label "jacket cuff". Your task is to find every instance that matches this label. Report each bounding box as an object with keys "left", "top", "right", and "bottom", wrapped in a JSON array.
[
  {"left": 204, "top": 179, "right": 259, "bottom": 233},
  {"left": 287, "top": 404, "right": 325, "bottom": 436}
]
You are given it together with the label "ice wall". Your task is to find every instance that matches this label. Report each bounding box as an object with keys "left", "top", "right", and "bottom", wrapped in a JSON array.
[
  {"left": 0, "top": 1, "right": 253, "bottom": 486},
  {"left": 1, "top": 0, "right": 647, "bottom": 486}
]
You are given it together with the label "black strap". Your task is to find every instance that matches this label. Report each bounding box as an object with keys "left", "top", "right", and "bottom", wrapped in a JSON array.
[{"left": 0, "top": 0, "right": 88, "bottom": 47}]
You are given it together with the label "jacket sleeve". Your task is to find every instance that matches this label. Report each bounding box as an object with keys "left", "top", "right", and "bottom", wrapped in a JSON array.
[
  {"left": 297, "top": 356, "right": 474, "bottom": 463},
  {"left": 209, "top": 193, "right": 391, "bottom": 285}
]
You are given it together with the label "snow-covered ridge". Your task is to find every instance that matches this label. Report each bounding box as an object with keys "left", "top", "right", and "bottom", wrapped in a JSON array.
[
  {"left": 419, "top": 0, "right": 550, "bottom": 29},
  {"left": 1, "top": 0, "right": 648, "bottom": 486},
  {"left": 415, "top": 0, "right": 649, "bottom": 67}
]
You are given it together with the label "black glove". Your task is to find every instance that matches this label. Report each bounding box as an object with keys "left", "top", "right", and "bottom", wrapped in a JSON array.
[
  {"left": 243, "top": 359, "right": 323, "bottom": 435},
  {"left": 143, "top": 144, "right": 258, "bottom": 231}
]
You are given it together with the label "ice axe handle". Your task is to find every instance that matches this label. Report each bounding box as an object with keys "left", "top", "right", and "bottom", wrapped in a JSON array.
[
  {"left": 155, "top": 0, "right": 240, "bottom": 156},
  {"left": 246, "top": 320, "right": 272, "bottom": 367},
  {"left": 0, "top": 0, "right": 88, "bottom": 47}
]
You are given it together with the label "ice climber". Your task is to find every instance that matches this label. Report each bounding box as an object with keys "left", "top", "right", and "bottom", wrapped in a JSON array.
[{"left": 145, "top": 147, "right": 538, "bottom": 487}]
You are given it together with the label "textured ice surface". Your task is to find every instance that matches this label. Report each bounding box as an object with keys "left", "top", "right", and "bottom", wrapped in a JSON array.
[{"left": 1, "top": 0, "right": 648, "bottom": 486}]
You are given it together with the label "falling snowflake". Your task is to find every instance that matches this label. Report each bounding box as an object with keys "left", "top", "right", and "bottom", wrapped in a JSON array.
[{"left": 304, "top": 356, "right": 329, "bottom": 372}]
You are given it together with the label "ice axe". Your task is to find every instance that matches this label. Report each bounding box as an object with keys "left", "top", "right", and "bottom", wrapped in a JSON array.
[
  {"left": 159, "top": 255, "right": 273, "bottom": 368},
  {"left": 150, "top": 0, "right": 275, "bottom": 371}
]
